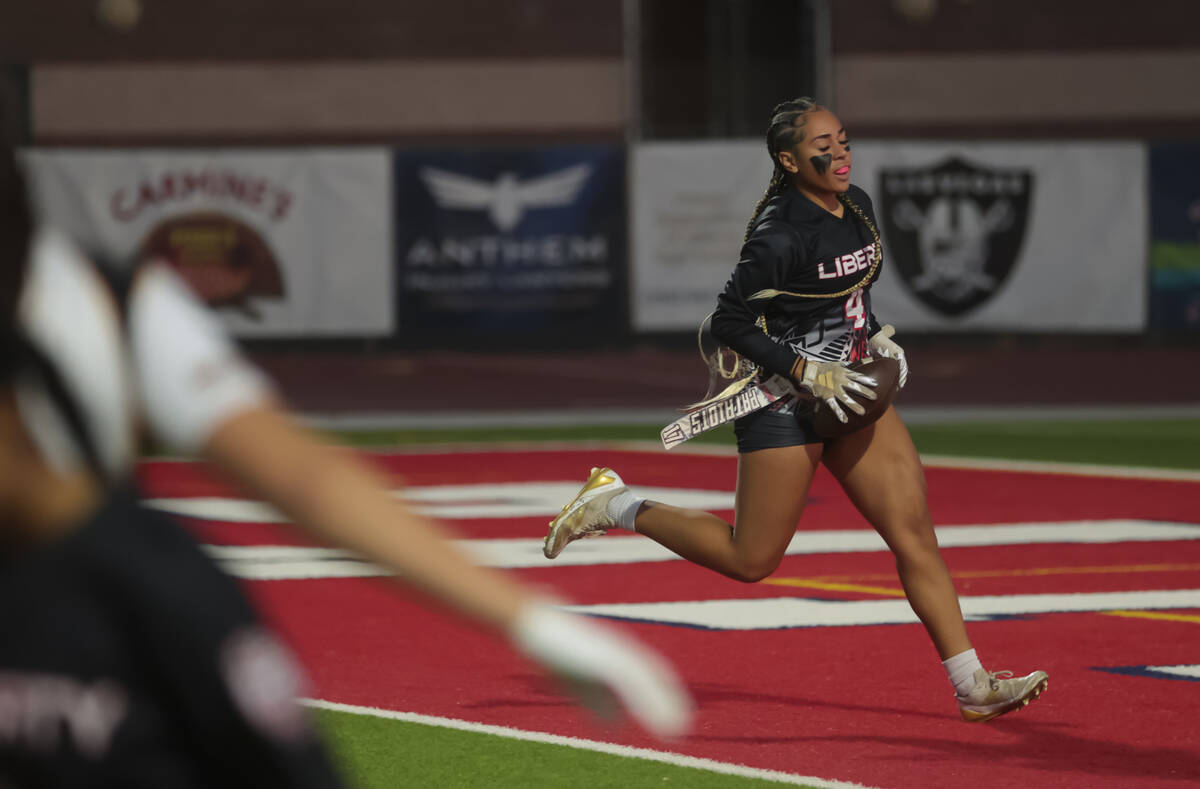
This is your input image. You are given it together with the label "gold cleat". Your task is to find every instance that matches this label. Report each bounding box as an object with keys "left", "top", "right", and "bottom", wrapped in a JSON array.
[
  {"left": 957, "top": 669, "right": 1049, "bottom": 723},
  {"left": 543, "top": 467, "right": 626, "bottom": 559}
]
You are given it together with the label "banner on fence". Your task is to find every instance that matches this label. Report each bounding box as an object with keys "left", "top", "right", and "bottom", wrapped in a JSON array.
[
  {"left": 394, "top": 145, "right": 625, "bottom": 340},
  {"left": 23, "top": 149, "right": 393, "bottom": 337},
  {"left": 1149, "top": 142, "right": 1200, "bottom": 330},
  {"left": 631, "top": 141, "right": 773, "bottom": 332},
  {"left": 632, "top": 140, "right": 1146, "bottom": 332}
]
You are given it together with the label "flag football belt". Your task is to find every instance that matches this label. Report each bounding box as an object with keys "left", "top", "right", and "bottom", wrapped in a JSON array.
[{"left": 660, "top": 375, "right": 794, "bottom": 450}]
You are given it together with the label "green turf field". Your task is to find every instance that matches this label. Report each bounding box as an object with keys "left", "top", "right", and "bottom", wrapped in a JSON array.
[
  {"left": 313, "top": 707, "right": 804, "bottom": 789},
  {"left": 329, "top": 419, "right": 1200, "bottom": 471},
  {"left": 910, "top": 419, "right": 1200, "bottom": 470}
]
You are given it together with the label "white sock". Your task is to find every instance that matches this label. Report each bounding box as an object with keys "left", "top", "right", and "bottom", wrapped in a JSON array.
[
  {"left": 943, "top": 649, "right": 984, "bottom": 695},
  {"left": 605, "top": 490, "right": 644, "bottom": 531}
]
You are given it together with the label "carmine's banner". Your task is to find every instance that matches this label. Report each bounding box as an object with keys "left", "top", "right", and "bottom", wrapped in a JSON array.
[
  {"left": 22, "top": 149, "right": 393, "bottom": 337},
  {"left": 394, "top": 145, "right": 625, "bottom": 342}
]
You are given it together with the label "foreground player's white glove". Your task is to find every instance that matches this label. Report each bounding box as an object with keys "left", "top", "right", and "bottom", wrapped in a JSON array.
[
  {"left": 792, "top": 358, "right": 878, "bottom": 425},
  {"left": 869, "top": 324, "right": 908, "bottom": 388},
  {"left": 510, "top": 603, "right": 694, "bottom": 739}
]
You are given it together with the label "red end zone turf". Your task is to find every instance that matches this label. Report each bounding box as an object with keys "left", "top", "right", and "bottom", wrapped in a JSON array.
[{"left": 141, "top": 449, "right": 1200, "bottom": 789}]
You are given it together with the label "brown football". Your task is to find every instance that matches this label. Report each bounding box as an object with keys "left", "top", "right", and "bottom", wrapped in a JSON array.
[{"left": 811, "top": 357, "right": 901, "bottom": 439}]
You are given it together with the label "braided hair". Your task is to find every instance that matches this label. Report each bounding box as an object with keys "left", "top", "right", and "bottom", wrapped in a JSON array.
[
  {"left": 744, "top": 97, "right": 819, "bottom": 241},
  {"left": 742, "top": 98, "right": 883, "bottom": 300}
]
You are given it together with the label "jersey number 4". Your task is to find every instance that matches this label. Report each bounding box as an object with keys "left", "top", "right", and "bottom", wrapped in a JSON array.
[{"left": 844, "top": 290, "right": 866, "bottom": 329}]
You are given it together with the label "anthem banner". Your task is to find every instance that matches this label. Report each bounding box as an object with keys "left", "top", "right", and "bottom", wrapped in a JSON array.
[
  {"left": 631, "top": 140, "right": 1146, "bottom": 332},
  {"left": 23, "top": 149, "right": 393, "bottom": 337},
  {"left": 394, "top": 145, "right": 625, "bottom": 342}
]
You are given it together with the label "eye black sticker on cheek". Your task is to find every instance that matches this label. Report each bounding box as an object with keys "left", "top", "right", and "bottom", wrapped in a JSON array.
[{"left": 810, "top": 154, "right": 832, "bottom": 174}]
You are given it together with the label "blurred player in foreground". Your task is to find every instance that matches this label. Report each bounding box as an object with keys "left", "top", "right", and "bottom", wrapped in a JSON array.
[
  {"left": 0, "top": 135, "right": 691, "bottom": 784},
  {"left": 545, "top": 98, "right": 1047, "bottom": 723}
]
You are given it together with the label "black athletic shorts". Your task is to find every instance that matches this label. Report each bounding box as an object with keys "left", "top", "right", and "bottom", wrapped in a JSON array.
[{"left": 733, "top": 396, "right": 822, "bottom": 452}]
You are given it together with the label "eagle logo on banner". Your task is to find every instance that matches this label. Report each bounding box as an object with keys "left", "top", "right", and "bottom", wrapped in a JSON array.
[
  {"left": 878, "top": 157, "right": 1032, "bottom": 317},
  {"left": 419, "top": 164, "right": 593, "bottom": 232}
]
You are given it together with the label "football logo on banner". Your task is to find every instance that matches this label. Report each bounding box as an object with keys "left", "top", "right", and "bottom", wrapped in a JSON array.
[
  {"left": 879, "top": 157, "right": 1032, "bottom": 317},
  {"left": 138, "top": 212, "right": 285, "bottom": 319}
]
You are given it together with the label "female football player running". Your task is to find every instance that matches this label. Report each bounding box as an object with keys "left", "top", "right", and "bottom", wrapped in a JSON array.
[{"left": 546, "top": 97, "right": 1047, "bottom": 723}]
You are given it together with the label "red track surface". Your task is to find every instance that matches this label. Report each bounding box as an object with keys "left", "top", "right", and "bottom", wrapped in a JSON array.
[{"left": 141, "top": 450, "right": 1200, "bottom": 789}]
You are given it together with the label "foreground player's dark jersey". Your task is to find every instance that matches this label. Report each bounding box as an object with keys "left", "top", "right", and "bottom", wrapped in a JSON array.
[
  {"left": 0, "top": 486, "right": 344, "bottom": 788},
  {"left": 711, "top": 184, "right": 883, "bottom": 378}
]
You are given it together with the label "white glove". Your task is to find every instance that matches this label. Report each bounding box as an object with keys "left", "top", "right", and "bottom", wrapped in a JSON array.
[
  {"left": 869, "top": 324, "right": 908, "bottom": 388},
  {"left": 510, "top": 604, "right": 694, "bottom": 739},
  {"left": 793, "top": 358, "right": 878, "bottom": 425}
]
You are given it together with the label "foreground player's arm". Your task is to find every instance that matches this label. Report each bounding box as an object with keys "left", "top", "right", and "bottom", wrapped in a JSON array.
[
  {"left": 124, "top": 265, "right": 529, "bottom": 627},
  {"left": 204, "top": 407, "right": 690, "bottom": 737},
  {"left": 125, "top": 264, "right": 693, "bottom": 738},
  {"left": 205, "top": 403, "right": 533, "bottom": 628}
]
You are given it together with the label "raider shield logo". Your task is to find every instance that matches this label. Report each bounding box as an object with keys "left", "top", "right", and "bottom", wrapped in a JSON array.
[{"left": 879, "top": 157, "right": 1032, "bottom": 317}]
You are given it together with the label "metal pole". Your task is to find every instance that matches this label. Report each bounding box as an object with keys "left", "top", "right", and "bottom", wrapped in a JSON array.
[{"left": 808, "top": 0, "right": 833, "bottom": 107}]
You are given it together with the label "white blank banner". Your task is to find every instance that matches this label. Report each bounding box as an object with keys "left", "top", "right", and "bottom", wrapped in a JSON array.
[{"left": 631, "top": 140, "right": 772, "bottom": 332}]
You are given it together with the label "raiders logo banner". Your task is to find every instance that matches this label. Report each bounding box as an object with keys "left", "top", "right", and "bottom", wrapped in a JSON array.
[
  {"left": 853, "top": 141, "right": 1147, "bottom": 330},
  {"left": 879, "top": 157, "right": 1032, "bottom": 317},
  {"left": 22, "top": 149, "right": 394, "bottom": 338}
]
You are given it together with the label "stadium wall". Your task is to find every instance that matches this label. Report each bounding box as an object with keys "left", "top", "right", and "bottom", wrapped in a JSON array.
[
  {"left": 829, "top": 0, "right": 1200, "bottom": 139},
  {"left": 4, "top": 0, "right": 626, "bottom": 145},
  {"left": 5, "top": 0, "right": 1198, "bottom": 343}
]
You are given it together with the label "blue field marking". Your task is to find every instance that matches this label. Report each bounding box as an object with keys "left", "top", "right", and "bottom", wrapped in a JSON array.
[{"left": 1094, "top": 665, "right": 1200, "bottom": 682}]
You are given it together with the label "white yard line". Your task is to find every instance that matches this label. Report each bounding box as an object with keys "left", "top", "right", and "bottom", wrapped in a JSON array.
[
  {"left": 300, "top": 699, "right": 877, "bottom": 789},
  {"left": 148, "top": 483, "right": 735, "bottom": 522},
  {"left": 1146, "top": 665, "right": 1200, "bottom": 679},
  {"left": 566, "top": 589, "right": 1200, "bottom": 631},
  {"left": 201, "top": 520, "right": 1200, "bottom": 579}
]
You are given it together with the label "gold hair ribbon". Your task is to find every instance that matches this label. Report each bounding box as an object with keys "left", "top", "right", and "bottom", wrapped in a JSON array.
[{"left": 748, "top": 194, "right": 883, "bottom": 301}]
